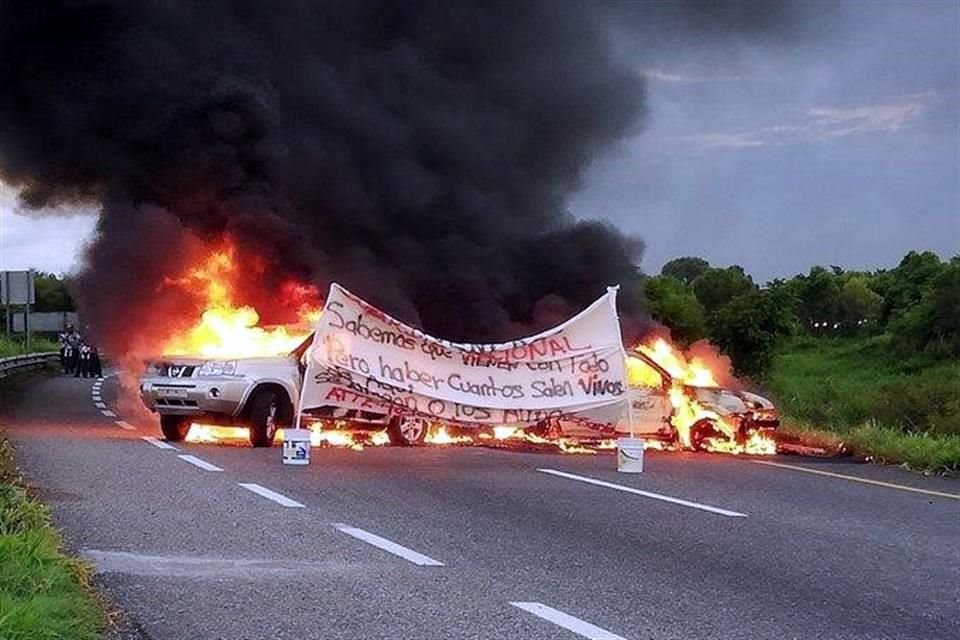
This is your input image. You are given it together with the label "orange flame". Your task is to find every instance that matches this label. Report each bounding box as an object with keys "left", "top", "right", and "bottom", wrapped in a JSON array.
[
  {"left": 628, "top": 338, "right": 776, "bottom": 455},
  {"left": 161, "top": 246, "right": 322, "bottom": 358},
  {"left": 635, "top": 338, "right": 718, "bottom": 388}
]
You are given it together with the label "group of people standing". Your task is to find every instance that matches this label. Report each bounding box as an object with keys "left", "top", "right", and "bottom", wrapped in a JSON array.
[{"left": 58, "top": 324, "right": 103, "bottom": 378}]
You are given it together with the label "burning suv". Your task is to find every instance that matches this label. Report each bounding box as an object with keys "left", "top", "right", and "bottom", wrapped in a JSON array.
[
  {"left": 139, "top": 337, "right": 427, "bottom": 447},
  {"left": 139, "top": 337, "right": 778, "bottom": 450}
]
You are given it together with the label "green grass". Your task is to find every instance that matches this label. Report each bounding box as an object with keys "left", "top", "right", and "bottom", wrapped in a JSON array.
[
  {"left": 0, "top": 336, "right": 60, "bottom": 358},
  {"left": 769, "top": 335, "right": 960, "bottom": 474},
  {"left": 780, "top": 420, "right": 960, "bottom": 475},
  {"left": 0, "top": 436, "right": 104, "bottom": 640}
]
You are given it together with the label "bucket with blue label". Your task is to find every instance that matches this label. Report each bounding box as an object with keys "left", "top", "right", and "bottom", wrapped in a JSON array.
[{"left": 282, "top": 429, "right": 311, "bottom": 466}]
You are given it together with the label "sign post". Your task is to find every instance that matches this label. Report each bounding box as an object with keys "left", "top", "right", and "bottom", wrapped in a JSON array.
[{"left": 1, "top": 270, "right": 36, "bottom": 348}]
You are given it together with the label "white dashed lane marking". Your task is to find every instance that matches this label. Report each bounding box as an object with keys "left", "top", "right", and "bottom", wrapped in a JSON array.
[
  {"left": 238, "top": 483, "right": 305, "bottom": 508},
  {"left": 142, "top": 436, "right": 178, "bottom": 450},
  {"left": 509, "top": 602, "right": 627, "bottom": 640},
  {"left": 177, "top": 455, "right": 223, "bottom": 472},
  {"left": 333, "top": 524, "right": 444, "bottom": 566},
  {"left": 537, "top": 468, "right": 748, "bottom": 518},
  {"left": 101, "top": 410, "right": 116, "bottom": 418},
  {"left": 114, "top": 420, "right": 136, "bottom": 431},
  {"left": 94, "top": 402, "right": 107, "bottom": 409}
]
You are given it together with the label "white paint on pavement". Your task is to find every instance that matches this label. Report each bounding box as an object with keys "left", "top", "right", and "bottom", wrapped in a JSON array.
[
  {"left": 510, "top": 602, "right": 627, "bottom": 640},
  {"left": 101, "top": 410, "right": 117, "bottom": 417},
  {"left": 177, "top": 454, "right": 223, "bottom": 472},
  {"left": 94, "top": 401, "right": 107, "bottom": 409},
  {"left": 142, "top": 436, "right": 178, "bottom": 450},
  {"left": 114, "top": 420, "right": 136, "bottom": 431},
  {"left": 538, "top": 468, "right": 747, "bottom": 518},
  {"left": 751, "top": 460, "right": 960, "bottom": 500},
  {"left": 333, "top": 523, "right": 444, "bottom": 566},
  {"left": 81, "top": 549, "right": 351, "bottom": 578},
  {"left": 238, "top": 483, "right": 305, "bottom": 508}
]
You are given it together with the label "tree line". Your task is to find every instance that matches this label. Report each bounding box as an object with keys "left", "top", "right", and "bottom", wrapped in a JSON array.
[
  {"left": 18, "top": 254, "right": 960, "bottom": 382},
  {"left": 645, "top": 251, "right": 960, "bottom": 377}
]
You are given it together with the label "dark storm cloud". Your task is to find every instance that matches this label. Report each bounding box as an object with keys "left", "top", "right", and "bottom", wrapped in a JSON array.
[
  {"left": 575, "top": 1, "right": 959, "bottom": 283},
  {"left": 0, "top": 0, "right": 820, "bottom": 353}
]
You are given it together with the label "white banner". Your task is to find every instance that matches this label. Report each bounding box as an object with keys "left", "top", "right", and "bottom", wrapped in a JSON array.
[{"left": 299, "top": 284, "right": 628, "bottom": 427}]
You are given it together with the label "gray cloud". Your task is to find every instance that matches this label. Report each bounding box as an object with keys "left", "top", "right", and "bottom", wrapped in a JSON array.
[{"left": 677, "top": 91, "right": 940, "bottom": 148}]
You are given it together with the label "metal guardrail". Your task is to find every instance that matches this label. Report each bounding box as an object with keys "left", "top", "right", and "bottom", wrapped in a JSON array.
[{"left": 0, "top": 352, "right": 60, "bottom": 380}]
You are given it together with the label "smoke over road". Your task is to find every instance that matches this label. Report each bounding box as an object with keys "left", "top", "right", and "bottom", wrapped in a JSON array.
[{"left": 0, "top": 1, "right": 815, "bottom": 355}]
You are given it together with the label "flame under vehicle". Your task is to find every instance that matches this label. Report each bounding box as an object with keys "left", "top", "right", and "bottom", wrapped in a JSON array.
[{"left": 139, "top": 337, "right": 778, "bottom": 449}]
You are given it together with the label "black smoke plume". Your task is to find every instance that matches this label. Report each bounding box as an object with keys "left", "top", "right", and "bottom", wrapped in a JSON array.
[{"left": 0, "top": 0, "right": 813, "bottom": 353}]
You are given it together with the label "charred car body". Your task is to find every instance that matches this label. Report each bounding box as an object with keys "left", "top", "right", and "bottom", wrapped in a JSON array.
[{"left": 139, "top": 340, "right": 778, "bottom": 448}]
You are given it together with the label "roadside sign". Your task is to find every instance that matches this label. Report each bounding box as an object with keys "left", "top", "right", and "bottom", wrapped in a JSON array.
[{"left": 1, "top": 270, "right": 35, "bottom": 304}]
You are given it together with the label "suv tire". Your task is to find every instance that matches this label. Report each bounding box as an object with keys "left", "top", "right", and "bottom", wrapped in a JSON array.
[
  {"left": 248, "top": 390, "right": 287, "bottom": 448},
  {"left": 160, "top": 415, "right": 191, "bottom": 442},
  {"left": 387, "top": 415, "right": 428, "bottom": 446}
]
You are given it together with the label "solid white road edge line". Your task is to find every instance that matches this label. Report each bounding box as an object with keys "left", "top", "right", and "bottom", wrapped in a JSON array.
[
  {"left": 509, "top": 602, "right": 627, "bottom": 640},
  {"left": 751, "top": 460, "right": 960, "bottom": 500},
  {"left": 537, "top": 468, "right": 748, "bottom": 518},
  {"left": 142, "top": 436, "right": 178, "bottom": 450},
  {"left": 238, "top": 483, "right": 305, "bottom": 508},
  {"left": 177, "top": 454, "right": 223, "bottom": 472},
  {"left": 114, "top": 420, "right": 136, "bottom": 431},
  {"left": 101, "top": 410, "right": 117, "bottom": 417},
  {"left": 333, "top": 523, "right": 444, "bottom": 566}
]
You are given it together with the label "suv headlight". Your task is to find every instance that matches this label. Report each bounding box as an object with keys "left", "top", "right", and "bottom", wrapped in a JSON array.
[{"left": 196, "top": 360, "right": 238, "bottom": 376}]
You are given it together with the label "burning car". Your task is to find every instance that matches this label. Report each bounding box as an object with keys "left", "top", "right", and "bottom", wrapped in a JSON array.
[{"left": 536, "top": 346, "right": 779, "bottom": 451}]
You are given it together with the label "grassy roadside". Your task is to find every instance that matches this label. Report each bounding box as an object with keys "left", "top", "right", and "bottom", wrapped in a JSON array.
[
  {"left": 0, "top": 336, "right": 60, "bottom": 358},
  {"left": 777, "top": 420, "right": 960, "bottom": 475},
  {"left": 0, "top": 433, "right": 104, "bottom": 639},
  {"left": 768, "top": 336, "right": 960, "bottom": 475}
]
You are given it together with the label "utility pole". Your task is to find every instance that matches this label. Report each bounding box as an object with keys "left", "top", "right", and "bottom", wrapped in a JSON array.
[{"left": 25, "top": 269, "right": 33, "bottom": 351}]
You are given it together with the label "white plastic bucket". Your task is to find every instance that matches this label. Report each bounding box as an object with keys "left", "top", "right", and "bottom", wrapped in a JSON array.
[
  {"left": 281, "top": 429, "right": 311, "bottom": 466},
  {"left": 617, "top": 437, "right": 644, "bottom": 473}
]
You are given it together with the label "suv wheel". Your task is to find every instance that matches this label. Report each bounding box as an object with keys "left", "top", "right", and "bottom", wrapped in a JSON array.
[
  {"left": 387, "top": 415, "right": 428, "bottom": 446},
  {"left": 248, "top": 390, "right": 288, "bottom": 448},
  {"left": 160, "top": 415, "right": 191, "bottom": 442}
]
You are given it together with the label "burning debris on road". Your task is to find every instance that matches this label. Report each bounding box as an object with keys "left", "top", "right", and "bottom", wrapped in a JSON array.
[{"left": 142, "top": 251, "right": 776, "bottom": 457}]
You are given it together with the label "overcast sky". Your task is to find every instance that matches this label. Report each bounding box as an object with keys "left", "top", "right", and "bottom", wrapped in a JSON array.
[{"left": 1, "top": 0, "right": 958, "bottom": 283}]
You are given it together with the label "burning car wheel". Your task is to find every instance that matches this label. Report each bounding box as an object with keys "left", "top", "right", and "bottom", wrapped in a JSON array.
[
  {"left": 690, "top": 419, "right": 723, "bottom": 452},
  {"left": 160, "top": 415, "right": 191, "bottom": 442},
  {"left": 248, "top": 390, "right": 288, "bottom": 448},
  {"left": 387, "top": 415, "right": 428, "bottom": 446}
]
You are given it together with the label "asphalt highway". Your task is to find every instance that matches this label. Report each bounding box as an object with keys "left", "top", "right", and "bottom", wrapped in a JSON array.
[{"left": 2, "top": 373, "right": 958, "bottom": 640}]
